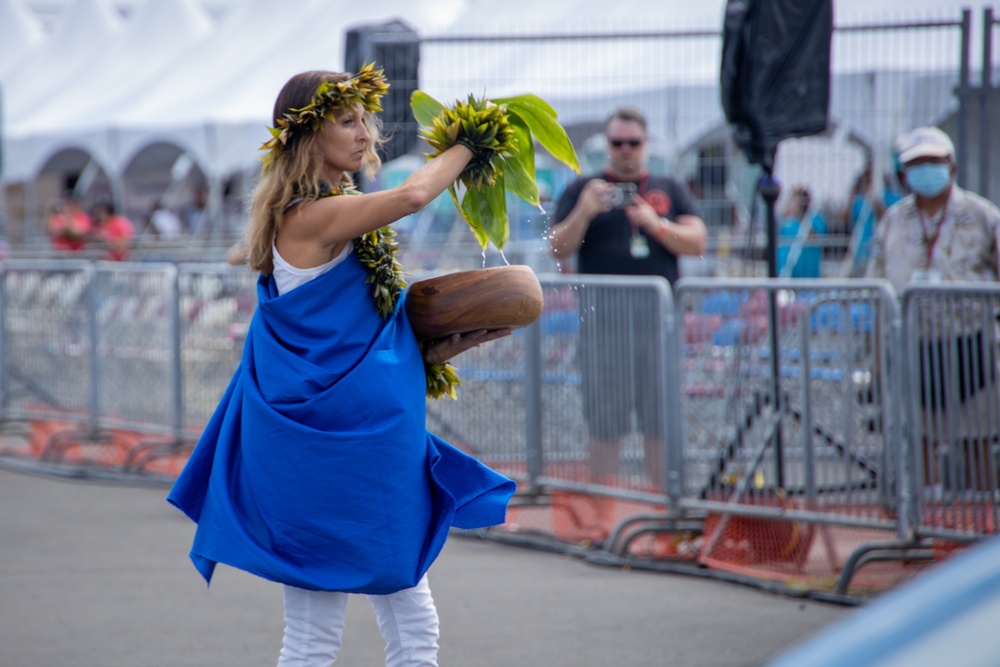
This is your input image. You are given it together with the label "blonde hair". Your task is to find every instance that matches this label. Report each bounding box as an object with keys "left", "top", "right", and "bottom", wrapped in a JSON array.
[{"left": 242, "top": 70, "right": 385, "bottom": 275}]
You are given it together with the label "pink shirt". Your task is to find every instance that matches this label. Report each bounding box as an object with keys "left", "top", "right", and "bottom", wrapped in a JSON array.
[
  {"left": 49, "top": 210, "right": 92, "bottom": 251},
  {"left": 100, "top": 215, "right": 135, "bottom": 261}
]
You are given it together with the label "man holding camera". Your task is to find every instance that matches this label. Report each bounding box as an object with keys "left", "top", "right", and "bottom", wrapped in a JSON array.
[
  {"left": 547, "top": 107, "right": 706, "bottom": 539},
  {"left": 548, "top": 106, "right": 707, "bottom": 280}
]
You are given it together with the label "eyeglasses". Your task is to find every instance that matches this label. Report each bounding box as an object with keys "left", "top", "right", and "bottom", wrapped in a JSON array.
[{"left": 609, "top": 138, "right": 643, "bottom": 148}]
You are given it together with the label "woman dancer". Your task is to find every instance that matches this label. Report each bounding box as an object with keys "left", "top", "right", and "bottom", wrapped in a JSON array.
[{"left": 168, "top": 64, "right": 516, "bottom": 667}]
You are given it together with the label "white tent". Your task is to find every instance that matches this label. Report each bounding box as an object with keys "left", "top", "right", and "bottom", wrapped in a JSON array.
[
  {"left": 1, "top": 0, "right": 980, "bottom": 183},
  {"left": 0, "top": 0, "right": 43, "bottom": 78},
  {"left": 106, "top": 0, "right": 468, "bottom": 178},
  {"left": 1, "top": 0, "right": 470, "bottom": 236},
  {"left": 4, "top": 0, "right": 123, "bottom": 119},
  {"left": 11, "top": 0, "right": 215, "bottom": 134},
  {"left": 2, "top": 0, "right": 217, "bottom": 203},
  {"left": 0, "top": 0, "right": 985, "bottom": 240},
  {"left": 4, "top": 0, "right": 471, "bottom": 180},
  {"left": 2, "top": 0, "right": 126, "bottom": 190}
]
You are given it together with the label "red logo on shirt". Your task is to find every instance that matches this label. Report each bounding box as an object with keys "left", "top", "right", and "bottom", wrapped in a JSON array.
[{"left": 643, "top": 189, "right": 672, "bottom": 216}]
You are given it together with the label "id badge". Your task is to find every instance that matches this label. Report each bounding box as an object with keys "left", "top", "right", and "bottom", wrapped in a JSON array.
[
  {"left": 630, "top": 231, "right": 650, "bottom": 259},
  {"left": 912, "top": 269, "right": 943, "bottom": 284}
]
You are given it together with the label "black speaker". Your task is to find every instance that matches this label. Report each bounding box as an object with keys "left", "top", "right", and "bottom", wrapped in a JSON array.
[
  {"left": 720, "top": 0, "right": 833, "bottom": 170},
  {"left": 345, "top": 20, "right": 420, "bottom": 164}
]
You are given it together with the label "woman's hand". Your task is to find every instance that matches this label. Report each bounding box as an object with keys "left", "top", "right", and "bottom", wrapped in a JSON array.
[{"left": 422, "top": 328, "right": 512, "bottom": 365}]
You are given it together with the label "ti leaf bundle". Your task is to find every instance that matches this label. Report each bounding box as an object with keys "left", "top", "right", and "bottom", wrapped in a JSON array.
[{"left": 411, "top": 91, "right": 580, "bottom": 250}]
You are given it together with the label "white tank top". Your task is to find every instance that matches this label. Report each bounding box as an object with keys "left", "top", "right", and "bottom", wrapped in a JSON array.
[{"left": 272, "top": 240, "right": 354, "bottom": 295}]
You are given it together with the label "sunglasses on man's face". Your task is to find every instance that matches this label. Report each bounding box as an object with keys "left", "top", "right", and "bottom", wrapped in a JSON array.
[{"left": 609, "top": 138, "right": 643, "bottom": 148}]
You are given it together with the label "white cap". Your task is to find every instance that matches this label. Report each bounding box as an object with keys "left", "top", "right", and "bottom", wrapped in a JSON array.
[{"left": 898, "top": 126, "right": 954, "bottom": 164}]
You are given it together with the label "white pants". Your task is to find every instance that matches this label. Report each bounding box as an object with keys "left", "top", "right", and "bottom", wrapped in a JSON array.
[{"left": 276, "top": 574, "right": 439, "bottom": 667}]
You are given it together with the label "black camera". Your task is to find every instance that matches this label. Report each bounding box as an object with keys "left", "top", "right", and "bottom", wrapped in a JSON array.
[{"left": 608, "top": 182, "right": 638, "bottom": 208}]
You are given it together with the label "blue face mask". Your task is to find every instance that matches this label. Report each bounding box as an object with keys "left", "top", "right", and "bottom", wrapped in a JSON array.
[{"left": 905, "top": 163, "right": 952, "bottom": 197}]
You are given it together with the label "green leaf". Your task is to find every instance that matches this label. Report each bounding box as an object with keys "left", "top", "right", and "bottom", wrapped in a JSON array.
[
  {"left": 410, "top": 91, "right": 446, "bottom": 127},
  {"left": 500, "top": 114, "right": 539, "bottom": 207},
  {"left": 482, "top": 179, "right": 510, "bottom": 249},
  {"left": 448, "top": 185, "right": 489, "bottom": 248},
  {"left": 493, "top": 93, "right": 558, "bottom": 118},
  {"left": 411, "top": 90, "right": 576, "bottom": 250},
  {"left": 493, "top": 94, "right": 580, "bottom": 174},
  {"left": 461, "top": 178, "right": 509, "bottom": 249}
]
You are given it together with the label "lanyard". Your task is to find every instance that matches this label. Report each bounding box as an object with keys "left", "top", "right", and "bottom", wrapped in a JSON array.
[{"left": 918, "top": 204, "right": 947, "bottom": 266}]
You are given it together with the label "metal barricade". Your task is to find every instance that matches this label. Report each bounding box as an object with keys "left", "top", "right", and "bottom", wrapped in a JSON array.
[
  {"left": 0, "top": 259, "right": 259, "bottom": 474},
  {"left": 0, "top": 260, "right": 184, "bottom": 468},
  {"left": 673, "top": 278, "right": 907, "bottom": 587},
  {"left": 3, "top": 257, "right": 995, "bottom": 596},
  {"left": 112, "top": 263, "right": 258, "bottom": 476},
  {"left": 425, "top": 271, "right": 679, "bottom": 546},
  {"left": 0, "top": 260, "right": 96, "bottom": 428},
  {"left": 539, "top": 274, "right": 677, "bottom": 501},
  {"left": 177, "top": 263, "right": 258, "bottom": 433},
  {"left": 429, "top": 273, "right": 675, "bottom": 494},
  {"left": 901, "top": 283, "right": 1000, "bottom": 543},
  {"left": 92, "top": 262, "right": 180, "bottom": 434}
]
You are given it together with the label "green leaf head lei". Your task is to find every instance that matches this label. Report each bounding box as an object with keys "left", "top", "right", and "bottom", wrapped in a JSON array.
[{"left": 259, "top": 62, "right": 390, "bottom": 174}]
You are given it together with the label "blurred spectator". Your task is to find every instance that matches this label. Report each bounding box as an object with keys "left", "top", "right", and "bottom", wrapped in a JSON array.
[
  {"left": 181, "top": 187, "right": 208, "bottom": 235},
  {"left": 47, "top": 192, "right": 92, "bottom": 252},
  {"left": 777, "top": 185, "right": 827, "bottom": 278},
  {"left": 548, "top": 106, "right": 706, "bottom": 532},
  {"left": 884, "top": 136, "right": 909, "bottom": 207},
  {"left": 867, "top": 126, "right": 1000, "bottom": 492},
  {"left": 841, "top": 146, "right": 909, "bottom": 276},
  {"left": 149, "top": 203, "right": 183, "bottom": 239},
  {"left": 92, "top": 199, "right": 135, "bottom": 261},
  {"left": 843, "top": 167, "right": 893, "bottom": 275},
  {"left": 867, "top": 126, "right": 1000, "bottom": 289}
]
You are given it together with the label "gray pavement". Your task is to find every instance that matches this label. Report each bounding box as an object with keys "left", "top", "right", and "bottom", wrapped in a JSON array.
[{"left": 0, "top": 467, "right": 853, "bottom": 667}]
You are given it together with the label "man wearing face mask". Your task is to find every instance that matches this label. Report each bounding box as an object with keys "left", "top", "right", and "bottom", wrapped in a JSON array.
[
  {"left": 866, "top": 126, "right": 1000, "bottom": 289},
  {"left": 867, "top": 126, "right": 1000, "bottom": 495}
]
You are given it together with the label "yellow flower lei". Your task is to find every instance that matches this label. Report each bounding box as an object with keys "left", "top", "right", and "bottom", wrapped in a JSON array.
[
  {"left": 259, "top": 62, "right": 390, "bottom": 174},
  {"left": 312, "top": 182, "right": 460, "bottom": 400}
]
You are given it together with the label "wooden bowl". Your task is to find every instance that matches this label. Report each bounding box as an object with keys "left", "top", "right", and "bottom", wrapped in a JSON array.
[{"left": 405, "top": 265, "right": 544, "bottom": 341}]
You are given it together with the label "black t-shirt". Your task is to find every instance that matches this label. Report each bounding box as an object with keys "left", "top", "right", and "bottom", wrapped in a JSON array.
[{"left": 551, "top": 172, "right": 700, "bottom": 285}]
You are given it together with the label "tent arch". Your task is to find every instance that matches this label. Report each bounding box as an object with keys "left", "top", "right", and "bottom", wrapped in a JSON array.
[
  {"left": 120, "top": 139, "right": 210, "bottom": 230},
  {"left": 10, "top": 143, "right": 113, "bottom": 240}
]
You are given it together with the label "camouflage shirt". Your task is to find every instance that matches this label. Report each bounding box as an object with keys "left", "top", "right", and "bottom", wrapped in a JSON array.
[
  {"left": 867, "top": 186, "right": 1000, "bottom": 336},
  {"left": 866, "top": 185, "right": 1000, "bottom": 290}
]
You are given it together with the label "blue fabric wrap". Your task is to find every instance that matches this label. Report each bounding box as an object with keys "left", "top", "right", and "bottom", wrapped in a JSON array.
[{"left": 167, "top": 253, "right": 516, "bottom": 594}]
